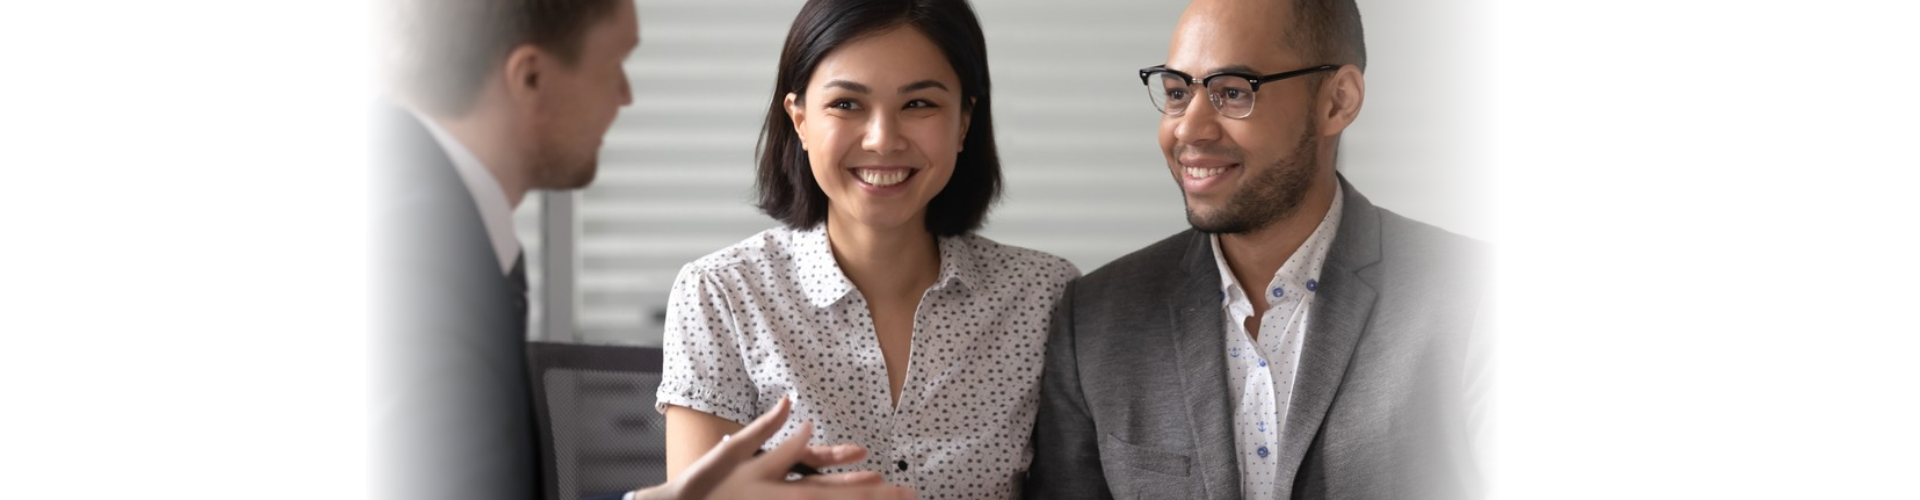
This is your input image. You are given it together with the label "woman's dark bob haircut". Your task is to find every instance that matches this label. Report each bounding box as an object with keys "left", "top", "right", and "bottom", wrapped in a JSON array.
[{"left": 754, "top": 0, "right": 1001, "bottom": 237}]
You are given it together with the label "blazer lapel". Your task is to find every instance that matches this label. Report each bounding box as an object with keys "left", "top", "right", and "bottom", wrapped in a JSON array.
[
  {"left": 1274, "top": 177, "right": 1384, "bottom": 495},
  {"left": 1168, "top": 230, "right": 1243, "bottom": 500}
]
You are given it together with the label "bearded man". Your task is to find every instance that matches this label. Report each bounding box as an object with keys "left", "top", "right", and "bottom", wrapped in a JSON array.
[{"left": 1025, "top": 0, "right": 1488, "bottom": 498}]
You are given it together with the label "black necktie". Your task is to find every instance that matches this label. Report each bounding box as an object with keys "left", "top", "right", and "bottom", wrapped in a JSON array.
[
  {"left": 506, "top": 251, "right": 529, "bottom": 323},
  {"left": 508, "top": 252, "right": 529, "bottom": 344},
  {"left": 509, "top": 253, "right": 529, "bottom": 299},
  {"left": 505, "top": 251, "right": 540, "bottom": 499}
]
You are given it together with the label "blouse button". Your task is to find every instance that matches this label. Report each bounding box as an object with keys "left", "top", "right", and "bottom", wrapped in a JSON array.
[{"left": 896, "top": 459, "right": 909, "bottom": 472}]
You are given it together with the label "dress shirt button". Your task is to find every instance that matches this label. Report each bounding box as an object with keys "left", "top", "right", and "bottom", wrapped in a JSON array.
[
  {"left": 1257, "top": 445, "right": 1271, "bottom": 459},
  {"left": 895, "top": 459, "right": 909, "bottom": 472},
  {"left": 1306, "top": 279, "right": 1318, "bottom": 292}
]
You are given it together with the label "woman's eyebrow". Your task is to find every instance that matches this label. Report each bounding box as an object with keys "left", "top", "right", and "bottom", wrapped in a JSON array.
[
  {"left": 899, "top": 80, "right": 949, "bottom": 93},
  {"left": 821, "top": 79, "right": 870, "bottom": 93}
]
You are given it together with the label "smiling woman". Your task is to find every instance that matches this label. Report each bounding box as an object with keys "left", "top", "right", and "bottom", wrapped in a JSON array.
[
  {"left": 786, "top": 27, "right": 970, "bottom": 238},
  {"left": 755, "top": 0, "right": 1001, "bottom": 238},
  {"left": 651, "top": 0, "right": 1082, "bottom": 497}
]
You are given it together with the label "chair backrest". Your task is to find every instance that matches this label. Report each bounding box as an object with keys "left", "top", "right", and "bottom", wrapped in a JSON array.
[{"left": 527, "top": 341, "right": 666, "bottom": 500}]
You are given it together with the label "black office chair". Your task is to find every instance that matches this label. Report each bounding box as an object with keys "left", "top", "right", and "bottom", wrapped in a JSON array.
[{"left": 528, "top": 341, "right": 667, "bottom": 500}]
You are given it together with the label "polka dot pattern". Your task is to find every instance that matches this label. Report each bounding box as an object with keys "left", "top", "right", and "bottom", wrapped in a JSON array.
[
  {"left": 1215, "top": 189, "right": 1343, "bottom": 500},
  {"left": 656, "top": 225, "right": 1079, "bottom": 499}
]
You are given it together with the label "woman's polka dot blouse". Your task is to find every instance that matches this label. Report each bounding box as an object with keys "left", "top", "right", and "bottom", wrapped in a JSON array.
[{"left": 655, "top": 225, "right": 1079, "bottom": 499}]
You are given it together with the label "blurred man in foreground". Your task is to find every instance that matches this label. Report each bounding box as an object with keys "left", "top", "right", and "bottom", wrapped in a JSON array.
[{"left": 372, "top": 0, "right": 913, "bottom": 498}]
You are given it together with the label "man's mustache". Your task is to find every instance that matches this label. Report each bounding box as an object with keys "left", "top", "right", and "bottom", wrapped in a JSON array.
[{"left": 1173, "top": 144, "right": 1243, "bottom": 164}]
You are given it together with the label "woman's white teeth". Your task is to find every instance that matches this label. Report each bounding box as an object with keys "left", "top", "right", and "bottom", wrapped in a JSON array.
[
  {"left": 857, "top": 169, "right": 909, "bottom": 186},
  {"left": 1186, "top": 166, "right": 1228, "bottom": 179}
]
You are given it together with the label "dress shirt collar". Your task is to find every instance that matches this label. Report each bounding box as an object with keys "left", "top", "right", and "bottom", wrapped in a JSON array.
[
  {"left": 934, "top": 232, "right": 982, "bottom": 294},
  {"left": 1212, "top": 187, "right": 1345, "bottom": 310},
  {"left": 793, "top": 224, "right": 979, "bottom": 309},
  {"left": 407, "top": 108, "right": 521, "bottom": 275}
]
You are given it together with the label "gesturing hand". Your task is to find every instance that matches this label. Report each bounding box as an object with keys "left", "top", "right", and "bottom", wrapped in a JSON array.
[{"left": 634, "top": 397, "right": 915, "bottom": 500}]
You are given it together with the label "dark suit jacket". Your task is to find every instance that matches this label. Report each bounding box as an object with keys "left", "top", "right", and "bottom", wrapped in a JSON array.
[
  {"left": 372, "top": 106, "right": 620, "bottom": 500},
  {"left": 1026, "top": 178, "right": 1488, "bottom": 500}
]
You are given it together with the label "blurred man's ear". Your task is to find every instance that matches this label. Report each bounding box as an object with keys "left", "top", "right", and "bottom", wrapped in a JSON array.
[
  {"left": 1316, "top": 65, "right": 1366, "bottom": 138},
  {"left": 502, "top": 45, "right": 547, "bottom": 107}
]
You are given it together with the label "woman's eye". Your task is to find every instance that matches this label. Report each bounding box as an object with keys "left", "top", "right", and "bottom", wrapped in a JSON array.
[
  {"left": 905, "top": 99, "right": 938, "bottom": 109},
  {"left": 828, "top": 100, "right": 861, "bottom": 111}
]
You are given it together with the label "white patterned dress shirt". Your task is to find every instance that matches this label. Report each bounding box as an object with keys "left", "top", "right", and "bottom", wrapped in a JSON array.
[
  {"left": 656, "top": 225, "right": 1079, "bottom": 499},
  {"left": 1214, "top": 189, "right": 1343, "bottom": 500}
]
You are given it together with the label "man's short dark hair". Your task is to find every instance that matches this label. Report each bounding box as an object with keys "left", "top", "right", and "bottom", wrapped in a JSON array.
[
  {"left": 754, "top": 0, "right": 1002, "bottom": 237},
  {"left": 392, "top": 0, "right": 623, "bottom": 117},
  {"left": 1290, "top": 0, "right": 1367, "bottom": 71}
]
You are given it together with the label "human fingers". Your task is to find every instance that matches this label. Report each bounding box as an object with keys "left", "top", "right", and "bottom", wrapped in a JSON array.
[
  {"left": 802, "top": 484, "right": 917, "bottom": 500},
  {"left": 678, "top": 397, "right": 792, "bottom": 499},
  {"left": 757, "top": 484, "right": 917, "bottom": 500},
  {"left": 798, "top": 443, "right": 868, "bottom": 469},
  {"left": 744, "top": 419, "right": 815, "bottom": 479},
  {"left": 793, "top": 470, "right": 886, "bottom": 486},
  {"left": 718, "top": 395, "right": 791, "bottom": 458}
]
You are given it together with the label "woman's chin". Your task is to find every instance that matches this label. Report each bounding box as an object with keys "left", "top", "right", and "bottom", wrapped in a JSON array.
[{"left": 829, "top": 207, "right": 925, "bottom": 235}]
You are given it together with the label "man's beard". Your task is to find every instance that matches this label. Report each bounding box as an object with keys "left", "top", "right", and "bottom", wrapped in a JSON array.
[{"left": 1183, "top": 128, "right": 1319, "bottom": 234}]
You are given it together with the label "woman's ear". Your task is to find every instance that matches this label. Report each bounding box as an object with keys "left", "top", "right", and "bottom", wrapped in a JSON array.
[
  {"left": 958, "top": 96, "right": 974, "bottom": 151},
  {"left": 1316, "top": 65, "right": 1366, "bottom": 137},
  {"left": 784, "top": 92, "right": 808, "bottom": 149}
]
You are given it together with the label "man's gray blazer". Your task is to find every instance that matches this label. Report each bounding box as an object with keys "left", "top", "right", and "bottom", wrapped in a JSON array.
[{"left": 1026, "top": 179, "right": 1487, "bottom": 500}]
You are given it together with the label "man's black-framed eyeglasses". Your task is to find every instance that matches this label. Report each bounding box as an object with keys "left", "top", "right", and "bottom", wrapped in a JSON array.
[{"left": 1138, "top": 64, "right": 1337, "bottom": 119}]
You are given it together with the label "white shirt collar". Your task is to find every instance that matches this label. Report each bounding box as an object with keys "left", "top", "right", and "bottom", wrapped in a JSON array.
[
  {"left": 791, "top": 224, "right": 980, "bottom": 309},
  {"left": 407, "top": 108, "right": 522, "bottom": 275},
  {"left": 1211, "top": 187, "right": 1345, "bottom": 309}
]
